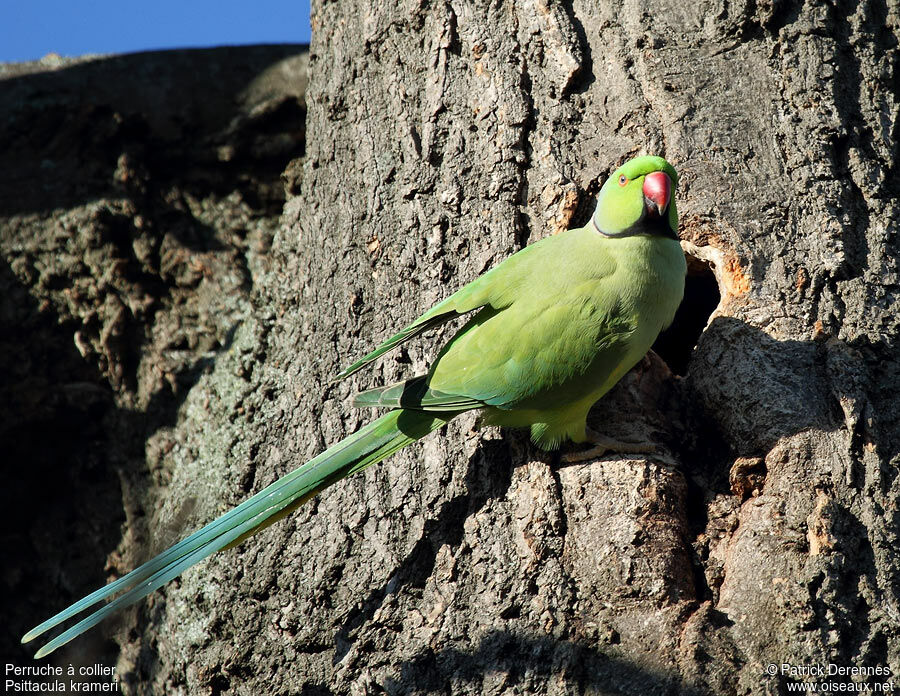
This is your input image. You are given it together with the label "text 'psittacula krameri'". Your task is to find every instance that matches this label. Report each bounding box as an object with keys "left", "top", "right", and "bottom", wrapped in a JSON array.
[{"left": 23, "top": 155, "right": 686, "bottom": 658}]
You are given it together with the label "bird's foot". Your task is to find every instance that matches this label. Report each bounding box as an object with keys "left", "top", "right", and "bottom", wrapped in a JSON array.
[{"left": 561, "top": 428, "right": 658, "bottom": 463}]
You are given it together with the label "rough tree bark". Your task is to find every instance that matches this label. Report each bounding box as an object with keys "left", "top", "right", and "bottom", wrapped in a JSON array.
[
  {"left": 0, "top": 45, "right": 308, "bottom": 685},
  {"left": 4, "top": 0, "right": 900, "bottom": 694}
]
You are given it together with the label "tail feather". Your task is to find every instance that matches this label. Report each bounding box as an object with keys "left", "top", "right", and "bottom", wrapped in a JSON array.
[{"left": 22, "top": 408, "right": 454, "bottom": 659}]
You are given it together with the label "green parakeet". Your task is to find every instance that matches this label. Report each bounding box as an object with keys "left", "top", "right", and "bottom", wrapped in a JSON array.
[{"left": 22, "top": 154, "right": 686, "bottom": 658}]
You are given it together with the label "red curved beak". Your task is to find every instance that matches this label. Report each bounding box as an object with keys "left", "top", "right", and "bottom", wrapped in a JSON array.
[{"left": 643, "top": 171, "right": 671, "bottom": 218}]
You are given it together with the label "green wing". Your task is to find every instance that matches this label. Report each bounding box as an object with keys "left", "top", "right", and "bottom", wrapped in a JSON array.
[
  {"left": 353, "top": 376, "right": 483, "bottom": 411},
  {"left": 424, "top": 227, "right": 626, "bottom": 410},
  {"left": 335, "top": 311, "right": 463, "bottom": 381},
  {"left": 335, "top": 237, "right": 551, "bottom": 380}
]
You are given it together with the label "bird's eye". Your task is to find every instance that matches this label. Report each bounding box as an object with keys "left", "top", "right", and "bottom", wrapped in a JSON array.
[{"left": 618, "top": 175, "right": 627, "bottom": 186}]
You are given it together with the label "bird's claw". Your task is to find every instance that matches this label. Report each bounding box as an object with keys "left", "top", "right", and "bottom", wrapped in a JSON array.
[{"left": 561, "top": 428, "right": 658, "bottom": 463}]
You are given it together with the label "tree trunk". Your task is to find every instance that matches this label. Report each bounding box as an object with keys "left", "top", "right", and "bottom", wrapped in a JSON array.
[{"left": 5, "top": 0, "right": 900, "bottom": 694}]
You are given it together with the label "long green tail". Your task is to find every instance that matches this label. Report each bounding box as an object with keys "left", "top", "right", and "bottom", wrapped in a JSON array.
[{"left": 22, "top": 408, "right": 453, "bottom": 659}]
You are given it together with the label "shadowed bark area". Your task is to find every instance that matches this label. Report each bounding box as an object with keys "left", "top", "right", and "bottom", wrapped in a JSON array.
[
  {"left": 4, "top": 0, "right": 900, "bottom": 693},
  {"left": 0, "top": 46, "right": 308, "bottom": 685}
]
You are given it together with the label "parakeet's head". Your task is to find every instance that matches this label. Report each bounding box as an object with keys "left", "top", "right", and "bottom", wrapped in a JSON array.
[{"left": 591, "top": 155, "right": 679, "bottom": 240}]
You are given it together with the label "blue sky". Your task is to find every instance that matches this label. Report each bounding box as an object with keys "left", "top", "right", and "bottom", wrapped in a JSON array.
[{"left": 2, "top": 0, "right": 311, "bottom": 63}]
